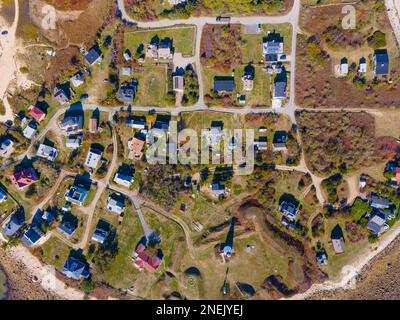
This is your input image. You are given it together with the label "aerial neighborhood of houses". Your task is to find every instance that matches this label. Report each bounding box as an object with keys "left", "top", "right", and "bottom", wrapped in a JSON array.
[{"left": 3, "top": 0, "right": 400, "bottom": 301}]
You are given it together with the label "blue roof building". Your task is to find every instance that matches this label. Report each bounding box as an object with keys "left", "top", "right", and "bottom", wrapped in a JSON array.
[
  {"left": 374, "top": 49, "right": 389, "bottom": 76},
  {"left": 2, "top": 212, "right": 25, "bottom": 238},
  {"left": 41, "top": 210, "right": 56, "bottom": 224},
  {"left": 213, "top": 77, "right": 234, "bottom": 93},
  {"left": 84, "top": 46, "right": 102, "bottom": 65},
  {"left": 58, "top": 220, "right": 77, "bottom": 238},
  {"left": 0, "top": 189, "right": 7, "bottom": 202},
  {"left": 274, "top": 81, "right": 287, "bottom": 99},
  {"left": 91, "top": 226, "right": 109, "bottom": 244},
  {"left": 65, "top": 185, "right": 89, "bottom": 206},
  {"left": 118, "top": 81, "right": 138, "bottom": 103},
  {"left": 114, "top": 172, "right": 134, "bottom": 188},
  {"left": 22, "top": 225, "right": 44, "bottom": 247},
  {"left": 62, "top": 257, "right": 90, "bottom": 280}
]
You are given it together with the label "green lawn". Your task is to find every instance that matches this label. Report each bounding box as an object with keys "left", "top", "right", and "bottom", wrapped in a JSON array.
[
  {"left": 234, "top": 65, "right": 272, "bottom": 107},
  {"left": 99, "top": 203, "right": 143, "bottom": 289},
  {"left": 0, "top": 196, "right": 18, "bottom": 224},
  {"left": 41, "top": 237, "right": 72, "bottom": 270},
  {"left": 181, "top": 110, "right": 242, "bottom": 133},
  {"left": 0, "top": 101, "right": 5, "bottom": 116},
  {"left": 125, "top": 26, "right": 196, "bottom": 56},
  {"left": 134, "top": 65, "right": 171, "bottom": 107}
]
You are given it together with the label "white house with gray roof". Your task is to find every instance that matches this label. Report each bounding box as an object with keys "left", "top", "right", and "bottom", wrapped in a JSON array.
[
  {"left": 85, "top": 148, "right": 102, "bottom": 169},
  {"left": 36, "top": 144, "right": 58, "bottom": 162}
]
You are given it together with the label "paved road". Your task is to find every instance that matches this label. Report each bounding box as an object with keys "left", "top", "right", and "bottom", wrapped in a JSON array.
[
  {"left": 117, "top": 0, "right": 300, "bottom": 28},
  {"left": 117, "top": 0, "right": 301, "bottom": 118}
]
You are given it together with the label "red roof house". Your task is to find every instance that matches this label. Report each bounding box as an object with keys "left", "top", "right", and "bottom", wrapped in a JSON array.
[
  {"left": 395, "top": 168, "right": 400, "bottom": 182},
  {"left": 28, "top": 105, "right": 46, "bottom": 123},
  {"left": 9, "top": 168, "right": 39, "bottom": 190},
  {"left": 133, "top": 243, "right": 162, "bottom": 273}
]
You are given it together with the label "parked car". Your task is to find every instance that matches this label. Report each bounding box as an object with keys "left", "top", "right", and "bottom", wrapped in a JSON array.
[{"left": 216, "top": 16, "right": 231, "bottom": 23}]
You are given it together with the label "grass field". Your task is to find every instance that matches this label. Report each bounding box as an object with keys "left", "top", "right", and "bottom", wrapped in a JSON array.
[
  {"left": 374, "top": 110, "right": 400, "bottom": 139},
  {"left": 234, "top": 65, "right": 272, "bottom": 107},
  {"left": 99, "top": 202, "right": 143, "bottom": 289},
  {"left": 181, "top": 111, "right": 243, "bottom": 133},
  {"left": 125, "top": 26, "right": 196, "bottom": 56},
  {"left": 316, "top": 218, "right": 369, "bottom": 279},
  {"left": 134, "top": 65, "right": 170, "bottom": 106},
  {"left": 0, "top": 101, "right": 5, "bottom": 116},
  {"left": 41, "top": 237, "right": 72, "bottom": 270}
]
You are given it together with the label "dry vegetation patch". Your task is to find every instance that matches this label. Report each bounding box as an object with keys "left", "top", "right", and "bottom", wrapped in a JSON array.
[
  {"left": 296, "top": 1, "right": 400, "bottom": 109},
  {"left": 297, "top": 111, "right": 382, "bottom": 175},
  {"left": 201, "top": 24, "right": 243, "bottom": 71}
]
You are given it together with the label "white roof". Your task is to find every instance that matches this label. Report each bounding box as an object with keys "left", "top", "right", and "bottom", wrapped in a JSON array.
[
  {"left": 66, "top": 138, "right": 81, "bottom": 149},
  {"left": 85, "top": 149, "right": 102, "bottom": 168},
  {"left": 37, "top": 144, "right": 58, "bottom": 161},
  {"left": 0, "top": 139, "right": 14, "bottom": 156},
  {"left": 23, "top": 125, "right": 36, "bottom": 139}
]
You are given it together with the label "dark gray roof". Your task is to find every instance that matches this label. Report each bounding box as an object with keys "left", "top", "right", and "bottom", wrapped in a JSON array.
[
  {"left": 374, "top": 50, "right": 389, "bottom": 75},
  {"left": 118, "top": 81, "right": 137, "bottom": 103},
  {"left": 366, "top": 211, "right": 386, "bottom": 235},
  {"left": 370, "top": 195, "right": 391, "bottom": 208},
  {"left": 213, "top": 77, "right": 234, "bottom": 92},
  {"left": 62, "top": 257, "right": 90, "bottom": 280},
  {"left": 84, "top": 46, "right": 102, "bottom": 65},
  {"left": 92, "top": 227, "right": 109, "bottom": 244},
  {"left": 58, "top": 221, "right": 77, "bottom": 237},
  {"left": 60, "top": 116, "right": 84, "bottom": 131},
  {"left": 274, "top": 81, "right": 287, "bottom": 98},
  {"left": 265, "top": 54, "right": 278, "bottom": 62},
  {"left": 22, "top": 225, "right": 44, "bottom": 247},
  {"left": 2, "top": 213, "right": 25, "bottom": 238}
]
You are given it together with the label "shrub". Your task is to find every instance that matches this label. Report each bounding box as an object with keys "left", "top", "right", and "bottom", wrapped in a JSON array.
[{"left": 368, "top": 31, "right": 386, "bottom": 49}]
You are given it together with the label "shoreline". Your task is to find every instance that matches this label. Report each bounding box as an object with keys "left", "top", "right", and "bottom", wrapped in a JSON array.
[
  {"left": 0, "top": 248, "right": 61, "bottom": 300},
  {"left": 303, "top": 232, "right": 400, "bottom": 299},
  {"left": 290, "top": 215, "right": 400, "bottom": 300}
]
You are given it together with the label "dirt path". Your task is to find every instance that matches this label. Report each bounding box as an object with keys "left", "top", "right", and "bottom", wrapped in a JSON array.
[
  {"left": 78, "top": 123, "right": 119, "bottom": 249},
  {"left": 28, "top": 170, "right": 76, "bottom": 221},
  {"left": 344, "top": 174, "right": 360, "bottom": 206},
  {"left": 140, "top": 200, "right": 196, "bottom": 260}
]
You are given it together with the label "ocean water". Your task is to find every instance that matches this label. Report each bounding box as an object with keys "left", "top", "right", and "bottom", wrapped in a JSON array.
[{"left": 0, "top": 267, "right": 7, "bottom": 300}]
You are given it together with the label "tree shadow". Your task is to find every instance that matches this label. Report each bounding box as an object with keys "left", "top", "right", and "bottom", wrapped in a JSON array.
[{"left": 279, "top": 193, "right": 299, "bottom": 207}]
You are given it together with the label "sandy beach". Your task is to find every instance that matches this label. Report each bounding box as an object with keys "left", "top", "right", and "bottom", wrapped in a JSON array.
[{"left": 0, "top": 0, "right": 18, "bottom": 122}]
